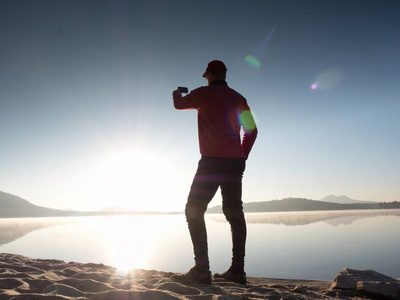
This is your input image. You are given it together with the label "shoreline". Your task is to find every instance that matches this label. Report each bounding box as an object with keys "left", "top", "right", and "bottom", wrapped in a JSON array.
[
  {"left": 1, "top": 253, "right": 399, "bottom": 299},
  {"left": 3, "top": 207, "right": 400, "bottom": 220}
]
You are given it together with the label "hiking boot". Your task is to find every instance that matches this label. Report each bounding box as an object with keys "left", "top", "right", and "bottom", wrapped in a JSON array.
[
  {"left": 172, "top": 266, "right": 212, "bottom": 285},
  {"left": 214, "top": 267, "right": 247, "bottom": 285}
]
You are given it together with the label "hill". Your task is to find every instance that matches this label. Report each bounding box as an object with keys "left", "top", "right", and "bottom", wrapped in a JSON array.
[
  {"left": 319, "top": 195, "right": 377, "bottom": 204},
  {"left": 0, "top": 191, "right": 180, "bottom": 218},
  {"left": 206, "top": 197, "right": 393, "bottom": 214},
  {"left": 0, "top": 191, "right": 77, "bottom": 218}
]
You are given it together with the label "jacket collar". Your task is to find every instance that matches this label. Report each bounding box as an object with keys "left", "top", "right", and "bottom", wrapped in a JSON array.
[{"left": 211, "top": 80, "right": 228, "bottom": 86}]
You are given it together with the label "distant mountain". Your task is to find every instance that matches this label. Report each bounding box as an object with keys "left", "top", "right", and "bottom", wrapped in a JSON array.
[
  {"left": 0, "top": 191, "right": 77, "bottom": 218},
  {"left": 0, "top": 191, "right": 181, "bottom": 218},
  {"left": 319, "top": 195, "right": 377, "bottom": 204},
  {"left": 207, "top": 197, "right": 389, "bottom": 214}
]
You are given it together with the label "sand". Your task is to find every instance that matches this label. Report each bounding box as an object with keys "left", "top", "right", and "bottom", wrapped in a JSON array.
[{"left": 0, "top": 253, "right": 388, "bottom": 299}]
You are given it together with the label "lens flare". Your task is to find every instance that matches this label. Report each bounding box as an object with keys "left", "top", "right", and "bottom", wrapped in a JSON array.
[
  {"left": 244, "top": 55, "right": 261, "bottom": 69},
  {"left": 312, "top": 69, "right": 342, "bottom": 91},
  {"left": 239, "top": 110, "right": 257, "bottom": 131},
  {"left": 244, "top": 26, "right": 277, "bottom": 69}
]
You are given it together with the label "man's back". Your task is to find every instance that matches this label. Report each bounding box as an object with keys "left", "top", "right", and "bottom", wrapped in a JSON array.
[{"left": 174, "top": 81, "right": 255, "bottom": 158}]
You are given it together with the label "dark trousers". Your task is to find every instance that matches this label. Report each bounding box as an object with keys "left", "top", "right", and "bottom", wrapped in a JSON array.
[{"left": 185, "top": 156, "right": 246, "bottom": 271}]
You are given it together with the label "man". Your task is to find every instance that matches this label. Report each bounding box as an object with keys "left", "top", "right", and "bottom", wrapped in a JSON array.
[{"left": 172, "top": 60, "right": 258, "bottom": 285}]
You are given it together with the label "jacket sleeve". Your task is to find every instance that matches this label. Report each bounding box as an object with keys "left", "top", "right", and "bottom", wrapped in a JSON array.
[
  {"left": 173, "top": 88, "right": 202, "bottom": 110},
  {"left": 240, "top": 108, "right": 258, "bottom": 159}
]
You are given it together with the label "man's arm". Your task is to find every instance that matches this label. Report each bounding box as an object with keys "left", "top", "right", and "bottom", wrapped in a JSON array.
[
  {"left": 240, "top": 110, "right": 258, "bottom": 159},
  {"left": 172, "top": 89, "right": 198, "bottom": 110}
]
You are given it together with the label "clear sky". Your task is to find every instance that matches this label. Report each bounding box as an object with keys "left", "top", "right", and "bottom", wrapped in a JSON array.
[{"left": 1, "top": 0, "right": 399, "bottom": 212}]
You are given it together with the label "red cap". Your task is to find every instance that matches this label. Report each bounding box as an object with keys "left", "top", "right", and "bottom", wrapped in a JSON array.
[{"left": 202, "top": 60, "right": 227, "bottom": 77}]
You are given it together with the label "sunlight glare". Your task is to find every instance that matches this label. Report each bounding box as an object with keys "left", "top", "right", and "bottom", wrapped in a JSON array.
[
  {"left": 110, "top": 217, "right": 150, "bottom": 274},
  {"left": 89, "top": 144, "right": 180, "bottom": 212},
  {"left": 105, "top": 215, "right": 184, "bottom": 274}
]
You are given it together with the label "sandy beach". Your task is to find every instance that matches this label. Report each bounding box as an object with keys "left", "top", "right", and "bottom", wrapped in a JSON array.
[{"left": 1, "top": 253, "right": 399, "bottom": 299}]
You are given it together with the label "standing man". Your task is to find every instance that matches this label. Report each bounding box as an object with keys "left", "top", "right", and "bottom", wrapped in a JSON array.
[{"left": 172, "top": 60, "right": 258, "bottom": 285}]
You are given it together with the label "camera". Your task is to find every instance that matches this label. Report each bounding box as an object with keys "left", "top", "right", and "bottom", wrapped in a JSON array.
[{"left": 177, "top": 86, "right": 188, "bottom": 93}]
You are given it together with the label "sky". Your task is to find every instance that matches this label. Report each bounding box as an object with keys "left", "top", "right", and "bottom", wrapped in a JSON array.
[{"left": 1, "top": 0, "right": 399, "bottom": 212}]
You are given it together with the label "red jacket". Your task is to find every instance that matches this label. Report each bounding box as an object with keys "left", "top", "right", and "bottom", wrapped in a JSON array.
[{"left": 173, "top": 81, "right": 258, "bottom": 159}]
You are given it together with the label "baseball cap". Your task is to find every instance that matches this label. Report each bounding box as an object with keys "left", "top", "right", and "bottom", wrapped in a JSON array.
[{"left": 202, "top": 60, "right": 228, "bottom": 77}]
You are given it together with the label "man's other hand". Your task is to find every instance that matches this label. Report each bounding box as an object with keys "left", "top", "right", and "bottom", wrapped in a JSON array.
[{"left": 172, "top": 89, "right": 182, "bottom": 97}]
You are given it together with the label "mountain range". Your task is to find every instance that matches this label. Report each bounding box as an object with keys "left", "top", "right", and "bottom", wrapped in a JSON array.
[
  {"left": 1, "top": 190, "right": 399, "bottom": 218},
  {"left": 207, "top": 196, "right": 399, "bottom": 214}
]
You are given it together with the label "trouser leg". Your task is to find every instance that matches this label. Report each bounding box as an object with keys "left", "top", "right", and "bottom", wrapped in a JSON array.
[
  {"left": 221, "top": 182, "right": 247, "bottom": 272},
  {"left": 186, "top": 167, "right": 219, "bottom": 270},
  {"left": 220, "top": 159, "right": 246, "bottom": 272}
]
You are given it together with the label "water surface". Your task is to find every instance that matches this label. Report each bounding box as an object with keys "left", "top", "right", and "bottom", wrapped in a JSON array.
[{"left": 1, "top": 209, "right": 400, "bottom": 280}]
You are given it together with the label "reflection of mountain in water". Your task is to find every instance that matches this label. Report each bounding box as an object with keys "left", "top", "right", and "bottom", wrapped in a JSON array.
[
  {"left": 207, "top": 209, "right": 400, "bottom": 226},
  {"left": 322, "top": 215, "right": 376, "bottom": 226},
  {"left": 0, "top": 218, "right": 75, "bottom": 246}
]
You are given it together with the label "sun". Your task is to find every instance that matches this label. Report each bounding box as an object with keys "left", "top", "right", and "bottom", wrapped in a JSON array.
[{"left": 88, "top": 145, "right": 180, "bottom": 212}]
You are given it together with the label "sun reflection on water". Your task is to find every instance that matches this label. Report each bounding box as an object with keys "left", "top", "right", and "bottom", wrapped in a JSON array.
[{"left": 97, "top": 215, "right": 185, "bottom": 274}]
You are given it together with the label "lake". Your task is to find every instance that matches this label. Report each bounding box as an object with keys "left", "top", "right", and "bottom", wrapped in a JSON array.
[{"left": 1, "top": 209, "right": 400, "bottom": 281}]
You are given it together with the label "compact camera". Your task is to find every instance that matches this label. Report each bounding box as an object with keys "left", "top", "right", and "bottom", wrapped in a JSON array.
[{"left": 177, "top": 86, "right": 188, "bottom": 93}]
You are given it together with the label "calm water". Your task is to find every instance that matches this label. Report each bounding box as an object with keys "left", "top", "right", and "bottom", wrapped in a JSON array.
[{"left": 1, "top": 209, "right": 400, "bottom": 281}]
